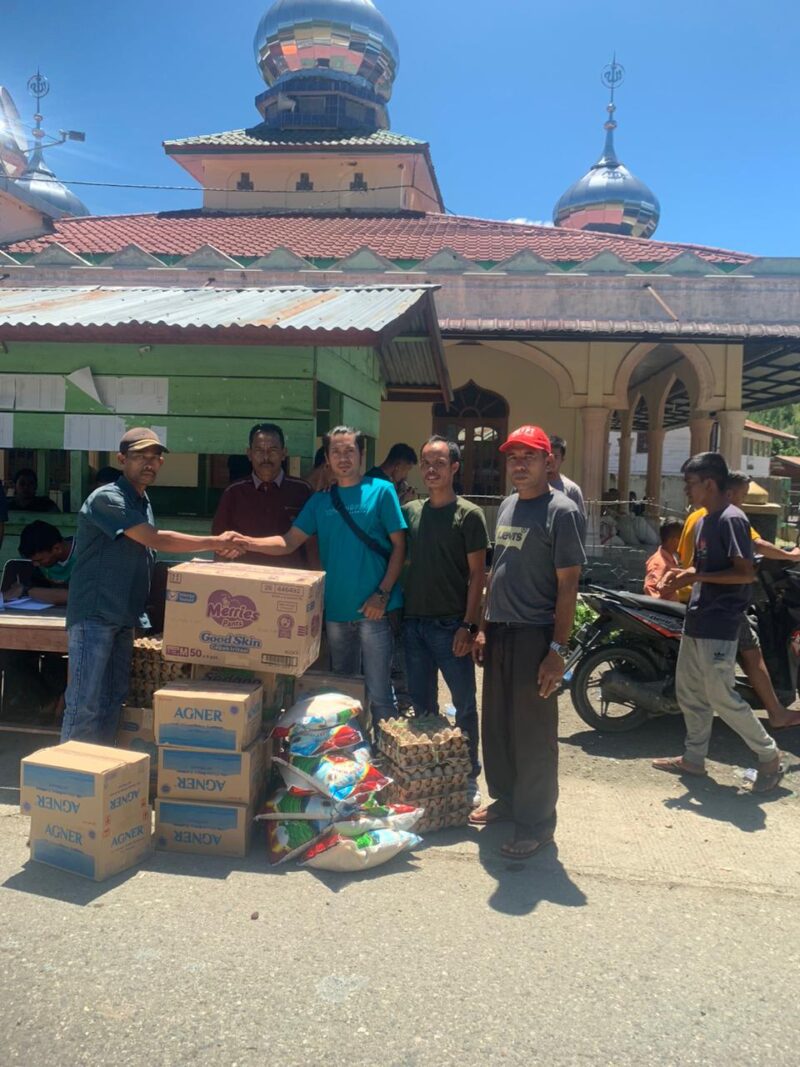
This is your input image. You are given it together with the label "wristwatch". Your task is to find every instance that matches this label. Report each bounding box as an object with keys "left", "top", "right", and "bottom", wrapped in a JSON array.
[
  {"left": 375, "top": 587, "right": 389, "bottom": 601},
  {"left": 550, "top": 640, "right": 568, "bottom": 657},
  {"left": 458, "top": 621, "right": 479, "bottom": 635}
]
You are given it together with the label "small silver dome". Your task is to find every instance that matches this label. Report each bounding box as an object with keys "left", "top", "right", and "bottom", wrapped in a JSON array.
[
  {"left": 16, "top": 147, "right": 90, "bottom": 218},
  {"left": 254, "top": 0, "right": 399, "bottom": 104}
]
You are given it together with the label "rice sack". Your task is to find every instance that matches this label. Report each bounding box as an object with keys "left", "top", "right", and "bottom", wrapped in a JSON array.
[
  {"left": 272, "top": 693, "right": 361, "bottom": 739},
  {"left": 300, "top": 828, "right": 422, "bottom": 873}
]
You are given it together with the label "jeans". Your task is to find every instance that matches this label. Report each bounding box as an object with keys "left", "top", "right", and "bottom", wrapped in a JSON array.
[
  {"left": 61, "top": 620, "right": 135, "bottom": 744},
  {"left": 326, "top": 617, "right": 397, "bottom": 725},
  {"left": 403, "top": 616, "right": 481, "bottom": 777}
]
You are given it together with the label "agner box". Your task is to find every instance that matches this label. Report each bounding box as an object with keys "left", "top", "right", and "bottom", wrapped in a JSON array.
[{"left": 153, "top": 681, "right": 262, "bottom": 752}]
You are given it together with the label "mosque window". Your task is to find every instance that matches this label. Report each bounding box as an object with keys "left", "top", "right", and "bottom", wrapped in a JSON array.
[
  {"left": 349, "top": 172, "right": 369, "bottom": 192},
  {"left": 433, "top": 381, "right": 509, "bottom": 498},
  {"left": 236, "top": 172, "right": 254, "bottom": 191},
  {"left": 296, "top": 173, "right": 314, "bottom": 192}
]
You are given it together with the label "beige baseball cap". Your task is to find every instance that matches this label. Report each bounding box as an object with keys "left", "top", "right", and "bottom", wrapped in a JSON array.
[{"left": 119, "top": 427, "right": 169, "bottom": 454}]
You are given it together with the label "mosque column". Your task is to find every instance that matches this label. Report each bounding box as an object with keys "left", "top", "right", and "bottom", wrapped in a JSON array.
[
  {"left": 645, "top": 427, "right": 666, "bottom": 508},
  {"left": 717, "top": 410, "right": 747, "bottom": 468},
  {"left": 616, "top": 410, "right": 635, "bottom": 504},
  {"left": 580, "top": 407, "right": 612, "bottom": 505},
  {"left": 689, "top": 413, "right": 714, "bottom": 457}
]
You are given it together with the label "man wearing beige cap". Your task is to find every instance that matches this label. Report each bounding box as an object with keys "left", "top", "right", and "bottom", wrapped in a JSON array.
[{"left": 61, "top": 428, "right": 245, "bottom": 743}]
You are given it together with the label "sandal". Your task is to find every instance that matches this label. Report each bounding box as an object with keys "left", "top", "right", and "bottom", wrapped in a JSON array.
[
  {"left": 652, "top": 756, "right": 707, "bottom": 777},
  {"left": 468, "top": 804, "right": 511, "bottom": 826},
  {"left": 752, "top": 755, "right": 785, "bottom": 794},
  {"left": 500, "top": 836, "right": 554, "bottom": 860}
]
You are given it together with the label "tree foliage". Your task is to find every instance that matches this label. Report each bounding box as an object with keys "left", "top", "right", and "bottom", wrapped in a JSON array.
[{"left": 752, "top": 405, "right": 800, "bottom": 456}]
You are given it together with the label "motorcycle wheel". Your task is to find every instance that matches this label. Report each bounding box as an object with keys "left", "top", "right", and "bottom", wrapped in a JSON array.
[{"left": 570, "top": 645, "right": 657, "bottom": 732}]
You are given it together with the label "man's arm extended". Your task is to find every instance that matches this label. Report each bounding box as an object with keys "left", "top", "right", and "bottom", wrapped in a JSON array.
[
  {"left": 453, "top": 549, "right": 488, "bottom": 657},
  {"left": 124, "top": 525, "right": 246, "bottom": 557},
  {"left": 662, "top": 555, "right": 756, "bottom": 595},
  {"left": 754, "top": 537, "right": 800, "bottom": 562},
  {"left": 241, "top": 527, "right": 310, "bottom": 557},
  {"left": 538, "top": 565, "right": 582, "bottom": 698}
]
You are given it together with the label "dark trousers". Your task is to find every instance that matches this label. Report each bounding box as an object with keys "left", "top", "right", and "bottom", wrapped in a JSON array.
[{"left": 481, "top": 623, "right": 558, "bottom": 839}]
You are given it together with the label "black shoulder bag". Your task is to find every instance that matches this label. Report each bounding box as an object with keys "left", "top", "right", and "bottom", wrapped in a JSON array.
[{"left": 330, "top": 484, "right": 392, "bottom": 562}]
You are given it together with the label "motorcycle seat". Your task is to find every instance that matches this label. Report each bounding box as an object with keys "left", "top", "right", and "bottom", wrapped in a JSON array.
[{"left": 590, "top": 587, "right": 687, "bottom": 619}]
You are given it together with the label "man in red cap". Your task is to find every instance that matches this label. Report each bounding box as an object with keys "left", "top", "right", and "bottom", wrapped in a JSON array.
[
  {"left": 61, "top": 428, "right": 246, "bottom": 744},
  {"left": 471, "top": 425, "right": 585, "bottom": 858}
]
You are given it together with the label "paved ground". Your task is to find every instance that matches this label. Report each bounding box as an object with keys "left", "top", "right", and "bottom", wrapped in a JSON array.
[{"left": 2, "top": 688, "right": 800, "bottom": 1066}]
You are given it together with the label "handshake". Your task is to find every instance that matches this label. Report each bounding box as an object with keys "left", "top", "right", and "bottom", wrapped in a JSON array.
[{"left": 213, "top": 531, "right": 255, "bottom": 560}]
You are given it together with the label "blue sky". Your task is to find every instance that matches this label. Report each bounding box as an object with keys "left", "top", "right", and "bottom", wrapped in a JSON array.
[{"left": 2, "top": 0, "right": 798, "bottom": 255}]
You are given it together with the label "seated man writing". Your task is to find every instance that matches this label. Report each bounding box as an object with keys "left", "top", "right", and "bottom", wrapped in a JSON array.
[{"left": 10, "top": 520, "right": 76, "bottom": 605}]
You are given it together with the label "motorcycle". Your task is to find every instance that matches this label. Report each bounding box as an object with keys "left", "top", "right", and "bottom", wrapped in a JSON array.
[{"left": 564, "top": 560, "right": 800, "bottom": 732}]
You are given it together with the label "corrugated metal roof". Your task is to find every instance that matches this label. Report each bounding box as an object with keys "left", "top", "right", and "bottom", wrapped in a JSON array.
[
  {"left": 0, "top": 285, "right": 426, "bottom": 332},
  {"left": 0, "top": 285, "right": 450, "bottom": 397}
]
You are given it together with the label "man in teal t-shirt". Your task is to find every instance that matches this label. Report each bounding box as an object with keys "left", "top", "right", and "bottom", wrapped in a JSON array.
[{"left": 242, "top": 426, "right": 407, "bottom": 723}]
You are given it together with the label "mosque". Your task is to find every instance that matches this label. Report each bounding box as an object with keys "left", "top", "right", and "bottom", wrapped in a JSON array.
[{"left": 0, "top": 0, "right": 799, "bottom": 537}]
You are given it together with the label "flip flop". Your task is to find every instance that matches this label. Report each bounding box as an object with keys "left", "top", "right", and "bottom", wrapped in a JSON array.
[
  {"left": 652, "top": 756, "right": 707, "bottom": 777},
  {"left": 500, "top": 837, "right": 554, "bottom": 860},
  {"left": 752, "top": 757, "right": 785, "bottom": 794},
  {"left": 468, "top": 804, "right": 511, "bottom": 826}
]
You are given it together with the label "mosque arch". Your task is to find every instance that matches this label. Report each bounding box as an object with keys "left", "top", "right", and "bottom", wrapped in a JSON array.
[
  {"left": 611, "top": 342, "right": 716, "bottom": 413},
  {"left": 433, "top": 380, "right": 509, "bottom": 497}
]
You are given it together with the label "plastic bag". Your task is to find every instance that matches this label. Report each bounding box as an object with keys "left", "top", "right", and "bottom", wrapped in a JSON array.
[
  {"left": 300, "top": 828, "right": 422, "bottom": 873},
  {"left": 266, "top": 819, "right": 324, "bottom": 866},
  {"left": 332, "top": 800, "right": 424, "bottom": 836},
  {"left": 257, "top": 788, "right": 338, "bottom": 823},
  {"left": 274, "top": 747, "right": 391, "bottom": 804},
  {"left": 272, "top": 693, "right": 361, "bottom": 739},
  {"left": 286, "top": 723, "right": 364, "bottom": 758}
]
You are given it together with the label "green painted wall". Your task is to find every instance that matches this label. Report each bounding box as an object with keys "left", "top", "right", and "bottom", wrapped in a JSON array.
[{"left": 0, "top": 338, "right": 386, "bottom": 516}]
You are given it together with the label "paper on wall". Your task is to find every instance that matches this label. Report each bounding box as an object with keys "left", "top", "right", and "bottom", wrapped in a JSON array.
[
  {"left": 14, "top": 375, "right": 65, "bottom": 411},
  {"left": 63, "top": 415, "right": 168, "bottom": 452},
  {"left": 66, "top": 367, "right": 105, "bottom": 407},
  {"left": 0, "top": 375, "right": 15, "bottom": 409},
  {"left": 95, "top": 377, "right": 168, "bottom": 414},
  {"left": 64, "top": 414, "right": 125, "bottom": 451},
  {"left": 0, "top": 412, "right": 12, "bottom": 446}
]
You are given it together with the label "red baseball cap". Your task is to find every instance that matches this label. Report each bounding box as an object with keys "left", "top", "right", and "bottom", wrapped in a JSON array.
[{"left": 499, "top": 425, "right": 552, "bottom": 454}]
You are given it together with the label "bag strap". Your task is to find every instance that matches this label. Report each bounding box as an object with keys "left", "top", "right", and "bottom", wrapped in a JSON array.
[{"left": 330, "top": 484, "right": 392, "bottom": 563}]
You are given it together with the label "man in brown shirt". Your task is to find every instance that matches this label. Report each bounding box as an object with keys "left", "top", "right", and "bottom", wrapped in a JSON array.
[{"left": 212, "top": 423, "right": 311, "bottom": 568}]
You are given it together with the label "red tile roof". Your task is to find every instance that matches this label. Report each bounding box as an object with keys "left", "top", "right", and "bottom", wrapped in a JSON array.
[{"left": 3, "top": 210, "right": 755, "bottom": 266}]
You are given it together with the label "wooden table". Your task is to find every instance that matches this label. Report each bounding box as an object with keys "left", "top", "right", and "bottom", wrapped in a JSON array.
[
  {"left": 0, "top": 608, "right": 67, "bottom": 653},
  {"left": 0, "top": 608, "right": 67, "bottom": 735}
]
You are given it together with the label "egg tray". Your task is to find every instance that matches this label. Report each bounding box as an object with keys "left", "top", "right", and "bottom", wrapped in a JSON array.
[
  {"left": 379, "top": 757, "right": 471, "bottom": 800},
  {"left": 385, "top": 788, "right": 471, "bottom": 833},
  {"left": 129, "top": 636, "right": 190, "bottom": 708},
  {"left": 377, "top": 716, "right": 471, "bottom": 771}
]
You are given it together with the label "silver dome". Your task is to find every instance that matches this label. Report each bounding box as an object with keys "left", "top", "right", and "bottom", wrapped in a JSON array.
[
  {"left": 254, "top": 0, "right": 399, "bottom": 104},
  {"left": 553, "top": 122, "right": 660, "bottom": 239},
  {"left": 16, "top": 147, "right": 90, "bottom": 218}
]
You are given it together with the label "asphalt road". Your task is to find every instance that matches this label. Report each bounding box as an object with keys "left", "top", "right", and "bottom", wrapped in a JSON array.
[{"left": 2, "top": 692, "right": 799, "bottom": 1067}]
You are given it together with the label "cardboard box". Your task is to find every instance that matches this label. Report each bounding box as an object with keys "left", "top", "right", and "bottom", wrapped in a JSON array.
[
  {"left": 163, "top": 561, "right": 324, "bottom": 676},
  {"left": 153, "top": 681, "right": 262, "bottom": 752},
  {"left": 157, "top": 736, "right": 265, "bottom": 805},
  {"left": 155, "top": 799, "right": 253, "bottom": 858},
  {"left": 190, "top": 665, "right": 293, "bottom": 723},
  {"left": 29, "top": 807, "right": 152, "bottom": 881},
  {"left": 117, "top": 706, "right": 155, "bottom": 746},
  {"left": 20, "top": 742, "right": 150, "bottom": 832}
]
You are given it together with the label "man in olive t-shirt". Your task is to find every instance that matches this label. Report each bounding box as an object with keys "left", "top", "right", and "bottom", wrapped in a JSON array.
[{"left": 402, "top": 437, "right": 489, "bottom": 795}]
